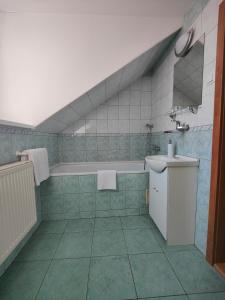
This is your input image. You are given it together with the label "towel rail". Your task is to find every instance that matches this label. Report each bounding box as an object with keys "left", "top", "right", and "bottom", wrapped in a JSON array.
[{"left": 16, "top": 151, "right": 29, "bottom": 161}]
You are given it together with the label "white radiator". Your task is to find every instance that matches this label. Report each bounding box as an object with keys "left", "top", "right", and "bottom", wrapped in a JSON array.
[{"left": 0, "top": 161, "right": 37, "bottom": 265}]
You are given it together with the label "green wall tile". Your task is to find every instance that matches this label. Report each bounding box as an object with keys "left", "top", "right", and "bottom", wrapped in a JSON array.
[
  {"left": 97, "top": 136, "right": 109, "bottom": 150},
  {"left": 126, "top": 190, "right": 145, "bottom": 208},
  {"left": 86, "top": 137, "right": 98, "bottom": 150},
  {"left": 117, "top": 174, "right": 126, "bottom": 191},
  {"left": 63, "top": 194, "right": 80, "bottom": 214},
  {"left": 41, "top": 173, "right": 148, "bottom": 221},
  {"left": 95, "top": 210, "right": 113, "bottom": 218},
  {"left": 80, "top": 211, "right": 96, "bottom": 218},
  {"left": 47, "top": 195, "right": 64, "bottom": 214},
  {"left": 74, "top": 136, "right": 86, "bottom": 149},
  {"left": 111, "top": 191, "right": 125, "bottom": 209},
  {"left": 96, "top": 192, "right": 111, "bottom": 210},
  {"left": 79, "top": 175, "right": 96, "bottom": 192},
  {"left": 79, "top": 193, "right": 96, "bottom": 211},
  {"left": 41, "top": 177, "right": 63, "bottom": 196},
  {"left": 126, "top": 173, "right": 148, "bottom": 190},
  {"left": 63, "top": 176, "right": 80, "bottom": 193}
]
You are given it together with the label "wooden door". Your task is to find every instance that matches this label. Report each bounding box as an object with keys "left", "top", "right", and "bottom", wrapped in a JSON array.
[{"left": 206, "top": 0, "right": 225, "bottom": 276}]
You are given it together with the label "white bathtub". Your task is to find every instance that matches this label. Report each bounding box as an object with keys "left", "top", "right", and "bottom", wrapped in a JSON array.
[{"left": 51, "top": 161, "right": 145, "bottom": 176}]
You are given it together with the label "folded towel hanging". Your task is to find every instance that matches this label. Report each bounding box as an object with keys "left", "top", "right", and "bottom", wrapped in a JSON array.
[
  {"left": 97, "top": 170, "right": 117, "bottom": 190},
  {"left": 22, "top": 148, "right": 49, "bottom": 186}
]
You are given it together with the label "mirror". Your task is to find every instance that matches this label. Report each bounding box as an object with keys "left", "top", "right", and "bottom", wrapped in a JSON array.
[{"left": 173, "top": 35, "right": 204, "bottom": 108}]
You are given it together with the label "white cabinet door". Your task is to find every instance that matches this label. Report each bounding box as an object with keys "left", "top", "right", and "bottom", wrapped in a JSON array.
[{"left": 149, "top": 169, "right": 167, "bottom": 239}]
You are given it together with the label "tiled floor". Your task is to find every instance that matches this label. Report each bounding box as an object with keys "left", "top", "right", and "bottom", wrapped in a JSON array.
[{"left": 1, "top": 215, "right": 225, "bottom": 300}]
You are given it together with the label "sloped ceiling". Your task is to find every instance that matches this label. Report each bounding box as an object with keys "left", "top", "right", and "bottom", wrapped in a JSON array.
[
  {"left": 36, "top": 33, "right": 177, "bottom": 133},
  {"left": 0, "top": 0, "right": 192, "bottom": 17},
  {"left": 0, "top": 1, "right": 192, "bottom": 128}
]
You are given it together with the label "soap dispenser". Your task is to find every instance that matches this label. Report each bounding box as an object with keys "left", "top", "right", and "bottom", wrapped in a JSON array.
[{"left": 168, "top": 139, "right": 174, "bottom": 158}]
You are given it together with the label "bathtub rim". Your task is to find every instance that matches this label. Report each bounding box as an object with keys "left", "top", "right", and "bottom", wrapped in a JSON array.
[{"left": 50, "top": 161, "right": 147, "bottom": 176}]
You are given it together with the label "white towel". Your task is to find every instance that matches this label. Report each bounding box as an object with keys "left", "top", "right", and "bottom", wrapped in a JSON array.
[
  {"left": 23, "top": 148, "right": 50, "bottom": 186},
  {"left": 97, "top": 170, "right": 117, "bottom": 190}
]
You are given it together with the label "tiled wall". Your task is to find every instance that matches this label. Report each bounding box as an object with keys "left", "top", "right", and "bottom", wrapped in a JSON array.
[
  {"left": 63, "top": 77, "right": 152, "bottom": 135},
  {"left": 58, "top": 134, "right": 151, "bottom": 162},
  {"left": 183, "top": 0, "right": 210, "bottom": 30},
  {"left": 148, "top": 0, "right": 220, "bottom": 254},
  {"left": 151, "top": 0, "right": 218, "bottom": 133},
  {"left": 59, "top": 77, "right": 152, "bottom": 163},
  {"left": 0, "top": 125, "right": 59, "bottom": 166},
  {"left": 40, "top": 173, "right": 149, "bottom": 220}
]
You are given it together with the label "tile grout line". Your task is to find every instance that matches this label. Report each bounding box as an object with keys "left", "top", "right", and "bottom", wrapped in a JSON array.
[
  {"left": 186, "top": 291, "right": 225, "bottom": 297},
  {"left": 151, "top": 227, "right": 198, "bottom": 255},
  {"left": 4, "top": 218, "right": 225, "bottom": 299},
  {"left": 163, "top": 250, "right": 188, "bottom": 297},
  {"left": 13, "top": 250, "right": 166, "bottom": 263},
  {"left": 120, "top": 216, "right": 139, "bottom": 300},
  {"left": 34, "top": 220, "right": 68, "bottom": 300},
  {"left": 85, "top": 217, "right": 95, "bottom": 300},
  {"left": 121, "top": 215, "right": 189, "bottom": 299},
  {"left": 138, "top": 294, "right": 188, "bottom": 299}
]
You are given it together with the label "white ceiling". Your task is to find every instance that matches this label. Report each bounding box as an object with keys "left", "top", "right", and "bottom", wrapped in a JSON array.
[{"left": 0, "top": 0, "right": 192, "bottom": 17}]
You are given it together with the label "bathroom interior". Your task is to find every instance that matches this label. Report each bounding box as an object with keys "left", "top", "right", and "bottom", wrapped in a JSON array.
[{"left": 1, "top": 0, "right": 225, "bottom": 299}]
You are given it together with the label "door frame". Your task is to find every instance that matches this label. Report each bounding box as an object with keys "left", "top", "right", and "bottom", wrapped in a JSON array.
[{"left": 206, "top": 0, "right": 225, "bottom": 274}]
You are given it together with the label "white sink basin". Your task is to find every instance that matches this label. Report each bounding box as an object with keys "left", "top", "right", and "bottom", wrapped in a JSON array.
[{"left": 145, "top": 155, "right": 199, "bottom": 173}]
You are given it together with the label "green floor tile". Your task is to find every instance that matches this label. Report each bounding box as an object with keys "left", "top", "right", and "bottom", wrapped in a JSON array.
[
  {"left": 92, "top": 230, "right": 127, "bottom": 256},
  {"left": 36, "top": 258, "right": 89, "bottom": 300},
  {"left": 142, "top": 296, "right": 188, "bottom": 300},
  {"left": 5, "top": 217, "right": 225, "bottom": 300},
  {"left": 130, "top": 253, "right": 184, "bottom": 298},
  {"left": 121, "top": 215, "right": 155, "bottom": 229},
  {"left": 152, "top": 228, "right": 197, "bottom": 253},
  {"left": 16, "top": 233, "right": 61, "bottom": 261},
  {"left": 54, "top": 232, "right": 92, "bottom": 259},
  {"left": 0, "top": 261, "right": 50, "bottom": 300},
  {"left": 65, "top": 218, "right": 94, "bottom": 232},
  {"left": 124, "top": 228, "right": 162, "bottom": 254},
  {"left": 87, "top": 256, "right": 136, "bottom": 300},
  {"left": 37, "top": 221, "right": 67, "bottom": 234},
  {"left": 188, "top": 292, "right": 225, "bottom": 299},
  {"left": 166, "top": 250, "right": 225, "bottom": 294},
  {"left": 94, "top": 217, "right": 122, "bottom": 231}
]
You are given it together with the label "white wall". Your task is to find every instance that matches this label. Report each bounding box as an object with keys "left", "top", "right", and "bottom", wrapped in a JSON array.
[
  {"left": 0, "top": 12, "right": 182, "bottom": 127},
  {"left": 63, "top": 77, "right": 152, "bottom": 134},
  {"left": 150, "top": 0, "right": 220, "bottom": 132}
]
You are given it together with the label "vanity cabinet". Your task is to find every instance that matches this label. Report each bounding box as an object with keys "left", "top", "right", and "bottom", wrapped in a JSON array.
[
  {"left": 149, "top": 163, "right": 198, "bottom": 245},
  {"left": 149, "top": 169, "right": 168, "bottom": 239}
]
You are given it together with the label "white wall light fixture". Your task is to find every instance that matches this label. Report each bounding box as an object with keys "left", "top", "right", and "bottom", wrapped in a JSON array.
[{"left": 174, "top": 28, "right": 194, "bottom": 57}]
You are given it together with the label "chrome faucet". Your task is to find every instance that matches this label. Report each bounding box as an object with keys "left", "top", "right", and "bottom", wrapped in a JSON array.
[
  {"left": 169, "top": 111, "right": 189, "bottom": 132},
  {"left": 175, "top": 120, "right": 190, "bottom": 132}
]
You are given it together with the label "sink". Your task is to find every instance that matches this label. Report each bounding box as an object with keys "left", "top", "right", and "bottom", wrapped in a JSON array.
[{"left": 145, "top": 155, "right": 199, "bottom": 173}]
